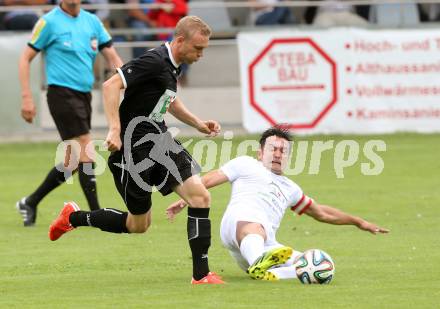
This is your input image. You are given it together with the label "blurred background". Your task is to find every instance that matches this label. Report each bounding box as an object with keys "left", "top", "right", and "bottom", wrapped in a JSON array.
[
  {"left": 1, "top": 0, "right": 440, "bottom": 140},
  {"left": 1, "top": 3, "right": 440, "bottom": 307}
]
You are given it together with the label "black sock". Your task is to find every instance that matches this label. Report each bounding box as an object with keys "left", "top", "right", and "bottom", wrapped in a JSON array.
[
  {"left": 78, "top": 162, "right": 100, "bottom": 211},
  {"left": 187, "top": 207, "right": 211, "bottom": 280},
  {"left": 69, "top": 208, "right": 129, "bottom": 233},
  {"left": 26, "top": 163, "right": 73, "bottom": 208}
]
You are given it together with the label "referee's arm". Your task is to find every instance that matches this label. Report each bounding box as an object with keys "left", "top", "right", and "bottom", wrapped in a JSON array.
[
  {"left": 100, "top": 45, "right": 124, "bottom": 72},
  {"left": 18, "top": 46, "right": 39, "bottom": 123}
]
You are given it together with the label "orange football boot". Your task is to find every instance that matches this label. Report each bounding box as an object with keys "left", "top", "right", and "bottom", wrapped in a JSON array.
[
  {"left": 49, "top": 202, "right": 80, "bottom": 241},
  {"left": 191, "top": 272, "right": 225, "bottom": 284}
]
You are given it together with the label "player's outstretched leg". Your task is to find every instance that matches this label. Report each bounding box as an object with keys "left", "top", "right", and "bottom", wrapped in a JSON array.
[
  {"left": 266, "top": 250, "right": 303, "bottom": 280},
  {"left": 247, "top": 246, "right": 293, "bottom": 280},
  {"left": 49, "top": 202, "right": 130, "bottom": 241}
]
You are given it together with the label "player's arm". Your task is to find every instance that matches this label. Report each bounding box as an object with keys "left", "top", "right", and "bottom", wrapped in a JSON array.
[
  {"left": 303, "top": 200, "right": 389, "bottom": 234},
  {"left": 168, "top": 96, "right": 220, "bottom": 137},
  {"left": 100, "top": 46, "right": 124, "bottom": 71},
  {"left": 102, "top": 73, "right": 124, "bottom": 151},
  {"left": 201, "top": 169, "right": 229, "bottom": 189},
  {"left": 18, "top": 45, "right": 39, "bottom": 123},
  {"left": 166, "top": 169, "right": 229, "bottom": 220}
]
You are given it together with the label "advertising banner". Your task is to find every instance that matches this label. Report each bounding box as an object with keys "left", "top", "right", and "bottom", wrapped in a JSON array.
[{"left": 238, "top": 29, "right": 440, "bottom": 133}]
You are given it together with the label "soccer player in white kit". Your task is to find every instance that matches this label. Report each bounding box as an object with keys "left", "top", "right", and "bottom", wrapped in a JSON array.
[{"left": 167, "top": 127, "right": 389, "bottom": 280}]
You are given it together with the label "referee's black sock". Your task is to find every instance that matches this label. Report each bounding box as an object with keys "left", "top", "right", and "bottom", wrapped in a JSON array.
[
  {"left": 78, "top": 162, "right": 100, "bottom": 211},
  {"left": 26, "top": 163, "right": 74, "bottom": 208},
  {"left": 187, "top": 207, "right": 211, "bottom": 280},
  {"left": 69, "top": 208, "right": 129, "bottom": 233}
]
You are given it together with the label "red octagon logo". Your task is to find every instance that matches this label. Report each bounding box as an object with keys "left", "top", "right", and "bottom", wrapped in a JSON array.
[{"left": 248, "top": 38, "right": 338, "bottom": 129}]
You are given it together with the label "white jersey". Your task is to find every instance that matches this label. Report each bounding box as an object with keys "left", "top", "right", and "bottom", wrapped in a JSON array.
[{"left": 220, "top": 156, "right": 312, "bottom": 234}]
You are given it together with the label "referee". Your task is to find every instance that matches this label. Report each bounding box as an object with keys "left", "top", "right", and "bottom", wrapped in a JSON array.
[
  {"left": 16, "top": 0, "right": 123, "bottom": 226},
  {"left": 49, "top": 16, "right": 225, "bottom": 284}
]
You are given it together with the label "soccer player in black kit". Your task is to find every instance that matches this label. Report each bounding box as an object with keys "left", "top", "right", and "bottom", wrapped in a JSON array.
[{"left": 48, "top": 16, "right": 224, "bottom": 284}]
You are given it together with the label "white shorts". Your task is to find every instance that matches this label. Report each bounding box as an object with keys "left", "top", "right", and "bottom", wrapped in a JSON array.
[{"left": 220, "top": 207, "right": 301, "bottom": 271}]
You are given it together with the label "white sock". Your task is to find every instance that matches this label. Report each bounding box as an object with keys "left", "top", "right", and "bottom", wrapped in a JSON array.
[
  {"left": 239, "top": 234, "right": 265, "bottom": 266},
  {"left": 267, "top": 265, "right": 297, "bottom": 279}
]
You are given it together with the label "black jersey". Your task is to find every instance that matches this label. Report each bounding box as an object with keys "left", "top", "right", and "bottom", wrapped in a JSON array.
[{"left": 117, "top": 43, "right": 181, "bottom": 140}]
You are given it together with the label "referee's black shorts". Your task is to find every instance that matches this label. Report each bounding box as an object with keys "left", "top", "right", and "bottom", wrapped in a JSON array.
[
  {"left": 108, "top": 132, "right": 201, "bottom": 215},
  {"left": 47, "top": 85, "right": 92, "bottom": 141}
]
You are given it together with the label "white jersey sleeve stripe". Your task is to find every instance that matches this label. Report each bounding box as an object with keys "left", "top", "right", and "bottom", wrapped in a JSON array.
[
  {"left": 298, "top": 198, "right": 313, "bottom": 215},
  {"left": 291, "top": 194, "right": 305, "bottom": 212},
  {"left": 291, "top": 195, "right": 312, "bottom": 215}
]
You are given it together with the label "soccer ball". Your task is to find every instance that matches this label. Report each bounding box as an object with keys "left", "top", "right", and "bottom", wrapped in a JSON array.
[{"left": 295, "top": 249, "right": 335, "bottom": 284}]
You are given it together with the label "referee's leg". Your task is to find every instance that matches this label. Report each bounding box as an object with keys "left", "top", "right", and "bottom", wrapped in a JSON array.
[
  {"left": 16, "top": 135, "right": 90, "bottom": 226},
  {"left": 173, "top": 175, "right": 214, "bottom": 281},
  {"left": 72, "top": 133, "right": 100, "bottom": 211}
]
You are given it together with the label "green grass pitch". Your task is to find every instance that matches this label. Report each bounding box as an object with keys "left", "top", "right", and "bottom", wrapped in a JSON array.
[{"left": 0, "top": 134, "right": 439, "bottom": 308}]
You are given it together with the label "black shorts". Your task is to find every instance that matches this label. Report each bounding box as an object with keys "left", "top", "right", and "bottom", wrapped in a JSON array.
[
  {"left": 108, "top": 131, "right": 201, "bottom": 215},
  {"left": 47, "top": 85, "right": 92, "bottom": 140}
]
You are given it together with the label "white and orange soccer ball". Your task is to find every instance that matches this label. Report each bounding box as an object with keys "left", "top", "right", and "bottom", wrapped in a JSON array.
[{"left": 295, "top": 249, "right": 335, "bottom": 284}]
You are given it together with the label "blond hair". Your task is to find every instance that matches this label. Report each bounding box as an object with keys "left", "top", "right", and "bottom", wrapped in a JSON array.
[{"left": 174, "top": 16, "right": 212, "bottom": 39}]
